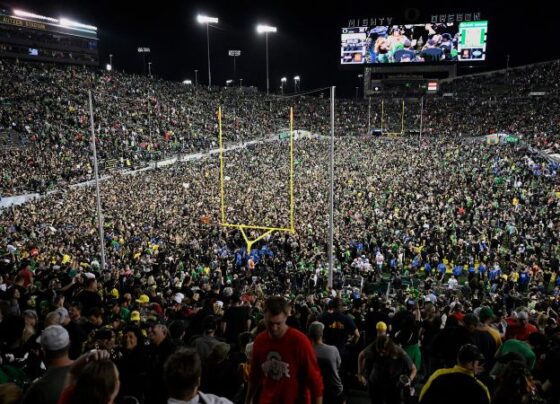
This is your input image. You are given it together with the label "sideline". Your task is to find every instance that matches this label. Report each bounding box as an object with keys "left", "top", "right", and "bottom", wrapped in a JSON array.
[{"left": 0, "top": 131, "right": 314, "bottom": 210}]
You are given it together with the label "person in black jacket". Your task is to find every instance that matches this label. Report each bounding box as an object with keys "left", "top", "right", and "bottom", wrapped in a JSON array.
[
  {"left": 145, "top": 323, "right": 176, "bottom": 404},
  {"left": 115, "top": 326, "right": 148, "bottom": 402},
  {"left": 419, "top": 344, "right": 490, "bottom": 404}
]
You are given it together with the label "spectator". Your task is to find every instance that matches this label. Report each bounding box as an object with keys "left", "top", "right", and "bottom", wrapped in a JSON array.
[
  {"left": 164, "top": 349, "right": 232, "bottom": 404},
  {"left": 358, "top": 335, "right": 416, "bottom": 404},
  {"left": 22, "top": 325, "right": 73, "bottom": 404},
  {"left": 246, "top": 296, "right": 323, "bottom": 404},
  {"left": 308, "top": 321, "right": 345, "bottom": 404},
  {"left": 419, "top": 344, "right": 490, "bottom": 404},
  {"left": 318, "top": 297, "right": 360, "bottom": 355}
]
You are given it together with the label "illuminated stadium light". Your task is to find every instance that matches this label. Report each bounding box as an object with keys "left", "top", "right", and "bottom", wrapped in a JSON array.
[
  {"left": 59, "top": 17, "right": 97, "bottom": 31},
  {"left": 257, "top": 24, "right": 277, "bottom": 95},
  {"left": 182, "top": 80, "right": 192, "bottom": 85},
  {"left": 12, "top": 9, "right": 58, "bottom": 23},
  {"left": 197, "top": 15, "right": 218, "bottom": 24},
  {"left": 294, "top": 76, "right": 300, "bottom": 81},
  {"left": 281, "top": 77, "right": 287, "bottom": 83},
  {"left": 197, "top": 15, "right": 219, "bottom": 89},
  {"left": 226, "top": 80, "right": 233, "bottom": 85},
  {"left": 106, "top": 64, "right": 112, "bottom": 71},
  {"left": 256, "top": 24, "right": 277, "bottom": 33}
]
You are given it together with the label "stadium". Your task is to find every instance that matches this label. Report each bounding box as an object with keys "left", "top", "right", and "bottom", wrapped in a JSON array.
[{"left": 0, "top": 2, "right": 559, "bottom": 404}]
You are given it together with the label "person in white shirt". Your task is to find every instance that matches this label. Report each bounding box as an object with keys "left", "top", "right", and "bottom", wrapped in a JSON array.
[
  {"left": 447, "top": 275, "right": 458, "bottom": 290},
  {"left": 375, "top": 252, "right": 385, "bottom": 272}
]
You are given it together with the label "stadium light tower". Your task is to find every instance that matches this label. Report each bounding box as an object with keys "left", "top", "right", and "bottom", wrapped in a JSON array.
[
  {"left": 137, "top": 47, "right": 150, "bottom": 75},
  {"left": 256, "top": 24, "right": 277, "bottom": 95},
  {"left": 148, "top": 62, "right": 152, "bottom": 77},
  {"left": 294, "top": 75, "right": 300, "bottom": 92},
  {"left": 183, "top": 79, "right": 192, "bottom": 85},
  {"left": 357, "top": 74, "right": 364, "bottom": 98},
  {"left": 280, "top": 77, "right": 287, "bottom": 95},
  {"left": 197, "top": 14, "right": 219, "bottom": 89}
]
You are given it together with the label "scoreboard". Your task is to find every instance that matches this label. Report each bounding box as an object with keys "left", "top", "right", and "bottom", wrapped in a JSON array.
[
  {"left": 341, "top": 20, "right": 488, "bottom": 65},
  {"left": 0, "top": 9, "right": 99, "bottom": 66}
]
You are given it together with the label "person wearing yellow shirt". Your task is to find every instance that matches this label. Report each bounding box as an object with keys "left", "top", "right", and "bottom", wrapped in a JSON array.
[
  {"left": 477, "top": 307, "right": 502, "bottom": 347},
  {"left": 510, "top": 270, "right": 520, "bottom": 284}
]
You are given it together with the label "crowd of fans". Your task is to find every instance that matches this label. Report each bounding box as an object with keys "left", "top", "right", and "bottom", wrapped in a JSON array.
[
  {"left": 1, "top": 58, "right": 559, "bottom": 196},
  {"left": 0, "top": 57, "right": 560, "bottom": 404},
  {"left": 0, "top": 59, "right": 367, "bottom": 195}
]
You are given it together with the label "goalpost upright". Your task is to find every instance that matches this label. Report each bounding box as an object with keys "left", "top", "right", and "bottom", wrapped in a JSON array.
[
  {"left": 381, "top": 99, "right": 405, "bottom": 136},
  {"left": 217, "top": 86, "right": 336, "bottom": 288},
  {"left": 218, "top": 106, "right": 295, "bottom": 254}
]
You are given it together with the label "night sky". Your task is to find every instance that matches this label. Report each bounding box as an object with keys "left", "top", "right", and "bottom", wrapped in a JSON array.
[{"left": 2, "top": 0, "right": 556, "bottom": 96}]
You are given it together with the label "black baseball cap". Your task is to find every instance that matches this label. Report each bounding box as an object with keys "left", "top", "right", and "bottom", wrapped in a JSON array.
[{"left": 458, "top": 344, "right": 485, "bottom": 364}]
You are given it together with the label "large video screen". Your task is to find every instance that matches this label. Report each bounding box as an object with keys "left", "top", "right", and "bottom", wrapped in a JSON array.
[{"left": 340, "top": 21, "right": 488, "bottom": 64}]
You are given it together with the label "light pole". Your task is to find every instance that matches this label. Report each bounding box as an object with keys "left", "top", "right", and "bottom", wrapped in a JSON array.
[
  {"left": 357, "top": 74, "right": 363, "bottom": 99},
  {"left": 197, "top": 14, "right": 219, "bottom": 89},
  {"left": 228, "top": 50, "right": 241, "bottom": 80},
  {"left": 87, "top": 90, "right": 106, "bottom": 271},
  {"left": 148, "top": 62, "right": 152, "bottom": 77},
  {"left": 256, "top": 24, "right": 277, "bottom": 95},
  {"left": 240, "top": 78, "right": 243, "bottom": 87},
  {"left": 281, "top": 77, "right": 287, "bottom": 95},
  {"left": 137, "top": 47, "right": 150, "bottom": 75},
  {"left": 194, "top": 70, "right": 198, "bottom": 86},
  {"left": 109, "top": 54, "right": 113, "bottom": 70},
  {"left": 294, "top": 75, "right": 300, "bottom": 93}
]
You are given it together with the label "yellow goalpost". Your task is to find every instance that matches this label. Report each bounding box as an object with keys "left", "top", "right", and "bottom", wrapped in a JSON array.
[
  {"left": 381, "top": 99, "right": 405, "bottom": 136},
  {"left": 218, "top": 106, "right": 296, "bottom": 253}
]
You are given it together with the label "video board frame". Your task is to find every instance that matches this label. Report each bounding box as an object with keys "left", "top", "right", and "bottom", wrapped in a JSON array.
[{"left": 341, "top": 21, "right": 488, "bottom": 65}]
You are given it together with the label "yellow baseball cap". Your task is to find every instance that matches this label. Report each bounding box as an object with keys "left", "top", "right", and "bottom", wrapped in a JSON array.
[
  {"left": 136, "top": 294, "right": 150, "bottom": 304},
  {"left": 376, "top": 321, "right": 388, "bottom": 331}
]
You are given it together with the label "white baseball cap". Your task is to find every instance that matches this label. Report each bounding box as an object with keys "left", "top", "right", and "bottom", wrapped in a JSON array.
[{"left": 37, "top": 325, "right": 70, "bottom": 351}]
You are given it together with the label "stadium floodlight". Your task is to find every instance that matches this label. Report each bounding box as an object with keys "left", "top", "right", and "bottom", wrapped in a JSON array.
[
  {"left": 106, "top": 64, "right": 112, "bottom": 71},
  {"left": 281, "top": 77, "right": 287, "bottom": 83},
  {"left": 59, "top": 17, "right": 97, "bottom": 31},
  {"left": 226, "top": 80, "right": 233, "bottom": 86},
  {"left": 183, "top": 80, "right": 192, "bottom": 85},
  {"left": 12, "top": 9, "right": 58, "bottom": 23},
  {"left": 197, "top": 15, "right": 218, "bottom": 24},
  {"left": 137, "top": 47, "right": 150, "bottom": 75},
  {"left": 197, "top": 14, "right": 219, "bottom": 89},
  {"left": 256, "top": 24, "right": 277, "bottom": 95},
  {"left": 256, "top": 24, "right": 277, "bottom": 33},
  {"left": 294, "top": 75, "right": 301, "bottom": 92}
]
